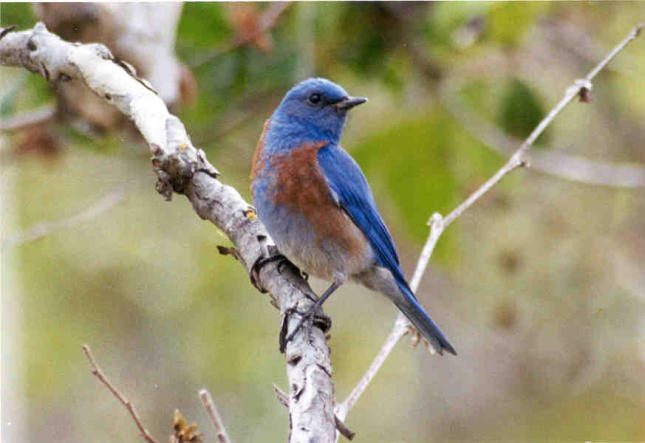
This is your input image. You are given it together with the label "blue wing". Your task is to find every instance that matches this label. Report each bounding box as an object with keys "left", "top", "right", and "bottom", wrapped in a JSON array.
[
  {"left": 317, "top": 144, "right": 401, "bottom": 276},
  {"left": 317, "top": 144, "right": 457, "bottom": 355}
]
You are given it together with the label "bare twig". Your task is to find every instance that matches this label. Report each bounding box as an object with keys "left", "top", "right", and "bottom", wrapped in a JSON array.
[
  {"left": 0, "top": 105, "right": 56, "bottom": 132},
  {"left": 336, "top": 213, "right": 444, "bottom": 420},
  {"left": 440, "top": 79, "right": 645, "bottom": 188},
  {"left": 441, "top": 22, "right": 645, "bottom": 188},
  {"left": 273, "top": 383, "right": 290, "bottom": 408},
  {"left": 199, "top": 389, "right": 232, "bottom": 443},
  {"left": 542, "top": 20, "right": 636, "bottom": 75},
  {"left": 2, "top": 189, "right": 124, "bottom": 249},
  {"left": 82, "top": 345, "right": 158, "bottom": 443},
  {"left": 336, "top": 22, "right": 644, "bottom": 425},
  {"left": 334, "top": 416, "right": 356, "bottom": 441}
]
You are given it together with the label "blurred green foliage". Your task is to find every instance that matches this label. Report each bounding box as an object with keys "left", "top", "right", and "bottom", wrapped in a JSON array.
[
  {"left": 3, "top": 2, "right": 645, "bottom": 442},
  {"left": 487, "top": 2, "right": 546, "bottom": 46},
  {"left": 498, "top": 78, "right": 548, "bottom": 143},
  {"left": 0, "top": 2, "right": 34, "bottom": 28},
  {"left": 177, "top": 3, "right": 231, "bottom": 49}
]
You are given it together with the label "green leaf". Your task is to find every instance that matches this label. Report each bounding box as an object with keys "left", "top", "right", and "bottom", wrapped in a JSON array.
[{"left": 498, "top": 78, "right": 548, "bottom": 144}]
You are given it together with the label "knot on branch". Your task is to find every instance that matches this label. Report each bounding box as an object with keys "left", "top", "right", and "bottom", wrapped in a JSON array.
[
  {"left": 151, "top": 117, "right": 219, "bottom": 200},
  {"left": 573, "top": 78, "right": 593, "bottom": 103},
  {"left": 279, "top": 302, "right": 332, "bottom": 354}
]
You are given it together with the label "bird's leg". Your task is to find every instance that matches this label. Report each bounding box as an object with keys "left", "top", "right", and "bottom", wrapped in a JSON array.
[
  {"left": 284, "top": 279, "right": 343, "bottom": 345},
  {"left": 249, "top": 245, "right": 289, "bottom": 293}
]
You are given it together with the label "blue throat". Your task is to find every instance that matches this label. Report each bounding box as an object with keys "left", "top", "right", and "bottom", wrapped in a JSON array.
[{"left": 265, "top": 112, "right": 344, "bottom": 154}]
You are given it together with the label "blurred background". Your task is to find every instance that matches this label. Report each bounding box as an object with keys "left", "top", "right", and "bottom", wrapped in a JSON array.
[{"left": 2, "top": 2, "right": 645, "bottom": 441}]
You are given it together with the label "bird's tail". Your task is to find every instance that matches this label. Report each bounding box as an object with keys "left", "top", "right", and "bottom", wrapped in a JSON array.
[{"left": 393, "top": 281, "right": 457, "bottom": 356}]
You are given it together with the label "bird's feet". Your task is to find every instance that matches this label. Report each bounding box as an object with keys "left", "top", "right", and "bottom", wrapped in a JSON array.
[
  {"left": 279, "top": 304, "right": 331, "bottom": 352},
  {"left": 249, "top": 249, "right": 289, "bottom": 293}
]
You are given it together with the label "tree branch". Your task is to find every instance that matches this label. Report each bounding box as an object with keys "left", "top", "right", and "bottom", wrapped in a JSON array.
[
  {"left": 336, "top": 22, "right": 644, "bottom": 425},
  {"left": 82, "top": 345, "right": 159, "bottom": 443},
  {"left": 199, "top": 389, "right": 232, "bottom": 443},
  {"left": 440, "top": 32, "right": 645, "bottom": 189},
  {"left": 274, "top": 383, "right": 355, "bottom": 440},
  {"left": 1, "top": 23, "right": 335, "bottom": 442}
]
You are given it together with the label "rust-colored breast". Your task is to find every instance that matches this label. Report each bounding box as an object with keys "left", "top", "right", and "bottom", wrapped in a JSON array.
[{"left": 273, "top": 143, "right": 367, "bottom": 257}]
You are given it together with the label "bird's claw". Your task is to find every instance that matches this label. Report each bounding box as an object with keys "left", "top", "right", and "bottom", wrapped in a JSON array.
[
  {"left": 249, "top": 251, "right": 289, "bottom": 293},
  {"left": 279, "top": 305, "right": 331, "bottom": 353}
]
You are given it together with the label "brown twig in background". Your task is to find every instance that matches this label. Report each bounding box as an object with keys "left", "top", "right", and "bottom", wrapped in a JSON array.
[
  {"left": 198, "top": 389, "right": 232, "bottom": 443},
  {"left": 334, "top": 416, "right": 356, "bottom": 441},
  {"left": 81, "top": 345, "right": 159, "bottom": 443},
  {"left": 335, "top": 22, "right": 644, "bottom": 426}
]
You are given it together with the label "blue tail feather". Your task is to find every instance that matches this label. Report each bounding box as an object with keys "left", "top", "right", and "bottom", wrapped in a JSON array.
[{"left": 393, "top": 278, "right": 457, "bottom": 356}]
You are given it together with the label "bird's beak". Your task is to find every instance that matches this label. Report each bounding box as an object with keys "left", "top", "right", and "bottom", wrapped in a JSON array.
[{"left": 335, "top": 96, "right": 368, "bottom": 111}]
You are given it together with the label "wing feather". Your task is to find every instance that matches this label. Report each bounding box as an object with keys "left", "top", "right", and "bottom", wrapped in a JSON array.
[{"left": 317, "top": 144, "right": 401, "bottom": 274}]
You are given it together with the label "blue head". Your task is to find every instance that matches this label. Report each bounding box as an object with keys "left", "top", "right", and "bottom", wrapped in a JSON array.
[{"left": 267, "top": 78, "right": 367, "bottom": 150}]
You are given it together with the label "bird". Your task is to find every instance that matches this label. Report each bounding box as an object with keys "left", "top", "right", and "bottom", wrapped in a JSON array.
[{"left": 250, "top": 78, "right": 456, "bottom": 355}]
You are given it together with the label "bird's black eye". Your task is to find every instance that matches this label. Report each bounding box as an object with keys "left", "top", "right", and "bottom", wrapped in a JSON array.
[{"left": 308, "top": 93, "right": 322, "bottom": 105}]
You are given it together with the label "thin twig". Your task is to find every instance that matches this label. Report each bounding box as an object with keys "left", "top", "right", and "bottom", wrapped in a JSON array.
[
  {"left": 335, "top": 315, "right": 408, "bottom": 422},
  {"left": 334, "top": 416, "right": 356, "bottom": 441},
  {"left": 440, "top": 79, "right": 645, "bottom": 188},
  {"left": 336, "top": 213, "right": 446, "bottom": 420},
  {"left": 198, "top": 389, "right": 232, "bottom": 443},
  {"left": 2, "top": 189, "right": 124, "bottom": 249},
  {"left": 336, "top": 22, "right": 644, "bottom": 425},
  {"left": 82, "top": 345, "right": 158, "bottom": 443},
  {"left": 442, "top": 22, "right": 643, "bottom": 231},
  {"left": 273, "top": 383, "right": 290, "bottom": 408},
  {"left": 0, "top": 105, "right": 56, "bottom": 132}
]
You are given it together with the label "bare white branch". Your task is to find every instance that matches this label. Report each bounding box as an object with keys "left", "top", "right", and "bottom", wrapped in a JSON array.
[
  {"left": 1, "top": 23, "right": 335, "bottom": 442},
  {"left": 336, "top": 22, "right": 644, "bottom": 426}
]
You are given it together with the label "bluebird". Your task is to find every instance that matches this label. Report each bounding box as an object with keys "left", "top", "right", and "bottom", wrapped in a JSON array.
[{"left": 250, "top": 78, "right": 456, "bottom": 355}]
